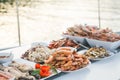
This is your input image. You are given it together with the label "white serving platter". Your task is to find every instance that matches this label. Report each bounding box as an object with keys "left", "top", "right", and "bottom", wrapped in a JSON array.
[
  {"left": 0, "top": 52, "right": 14, "bottom": 64},
  {"left": 78, "top": 49, "right": 115, "bottom": 61},
  {"left": 58, "top": 61, "right": 91, "bottom": 73},
  {"left": 62, "top": 34, "right": 86, "bottom": 44},
  {"left": 3, "top": 58, "right": 61, "bottom": 80},
  {"left": 86, "top": 38, "right": 120, "bottom": 50}
]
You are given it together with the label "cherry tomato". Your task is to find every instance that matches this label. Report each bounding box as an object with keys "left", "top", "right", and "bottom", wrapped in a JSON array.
[
  {"left": 41, "top": 65, "right": 50, "bottom": 72},
  {"left": 40, "top": 70, "right": 51, "bottom": 77},
  {"left": 35, "top": 63, "right": 41, "bottom": 69}
]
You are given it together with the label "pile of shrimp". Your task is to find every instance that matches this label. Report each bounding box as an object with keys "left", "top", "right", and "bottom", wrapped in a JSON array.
[
  {"left": 63, "top": 24, "right": 120, "bottom": 42},
  {"left": 45, "top": 47, "right": 89, "bottom": 71},
  {"left": 48, "top": 38, "right": 80, "bottom": 49},
  {"left": 63, "top": 24, "right": 99, "bottom": 37}
]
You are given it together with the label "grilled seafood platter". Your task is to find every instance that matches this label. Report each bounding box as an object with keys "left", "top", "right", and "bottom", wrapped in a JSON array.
[
  {"left": 63, "top": 24, "right": 99, "bottom": 37},
  {"left": 78, "top": 47, "right": 114, "bottom": 60},
  {"left": 48, "top": 38, "right": 80, "bottom": 49},
  {"left": 85, "top": 47, "right": 110, "bottom": 59},
  {"left": 21, "top": 45, "right": 53, "bottom": 62},
  {"left": 63, "top": 24, "right": 120, "bottom": 42},
  {"left": 1, "top": 59, "right": 59, "bottom": 80},
  {"left": 0, "top": 62, "right": 35, "bottom": 80},
  {"left": 45, "top": 47, "right": 90, "bottom": 72}
]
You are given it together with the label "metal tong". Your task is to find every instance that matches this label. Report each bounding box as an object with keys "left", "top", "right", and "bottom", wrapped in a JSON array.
[{"left": 73, "top": 40, "right": 89, "bottom": 49}]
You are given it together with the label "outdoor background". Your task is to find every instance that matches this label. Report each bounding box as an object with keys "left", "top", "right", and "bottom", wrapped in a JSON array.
[{"left": 0, "top": 0, "right": 120, "bottom": 49}]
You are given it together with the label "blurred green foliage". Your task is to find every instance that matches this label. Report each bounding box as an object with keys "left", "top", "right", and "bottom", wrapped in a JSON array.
[
  {"left": 0, "top": 0, "right": 33, "bottom": 13},
  {"left": 0, "top": 0, "right": 15, "bottom": 5},
  {"left": 0, "top": 0, "right": 33, "bottom": 6}
]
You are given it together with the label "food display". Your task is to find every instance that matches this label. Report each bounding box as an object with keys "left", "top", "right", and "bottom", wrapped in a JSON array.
[
  {"left": 29, "top": 63, "right": 58, "bottom": 79},
  {"left": 0, "top": 70, "right": 14, "bottom": 80},
  {"left": 0, "top": 63, "right": 35, "bottom": 80},
  {"left": 48, "top": 38, "right": 80, "bottom": 49},
  {"left": 0, "top": 53, "right": 12, "bottom": 59},
  {"left": 84, "top": 47, "right": 110, "bottom": 60},
  {"left": 87, "top": 28, "right": 120, "bottom": 42},
  {"left": 0, "top": 56, "right": 9, "bottom": 59},
  {"left": 63, "top": 25, "right": 99, "bottom": 37},
  {"left": 9, "top": 61, "right": 33, "bottom": 72},
  {"left": 0, "top": 53, "right": 13, "bottom": 64},
  {"left": 33, "top": 63, "right": 58, "bottom": 78},
  {"left": 21, "top": 45, "right": 52, "bottom": 62},
  {"left": 0, "top": 24, "right": 120, "bottom": 79},
  {"left": 63, "top": 24, "right": 120, "bottom": 42},
  {"left": 0, "top": 59, "right": 58, "bottom": 80},
  {"left": 45, "top": 47, "right": 90, "bottom": 72}
]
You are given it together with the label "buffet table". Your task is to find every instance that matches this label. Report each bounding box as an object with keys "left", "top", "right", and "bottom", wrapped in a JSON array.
[{"left": 1, "top": 44, "right": 120, "bottom": 80}]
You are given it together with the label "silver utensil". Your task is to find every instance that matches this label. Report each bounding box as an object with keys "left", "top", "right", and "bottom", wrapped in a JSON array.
[{"left": 73, "top": 40, "right": 89, "bottom": 49}]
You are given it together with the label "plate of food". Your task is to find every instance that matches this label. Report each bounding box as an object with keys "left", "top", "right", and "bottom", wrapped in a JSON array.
[
  {"left": 45, "top": 47, "right": 90, "bottom": 73},
  {"left": 85, "top": 27, "right": 120, "bottom": 50},
  {"left": 86, "top": 38, "right": 120, "bottom": 50},
  {"left": 21, "top": 44, "right": 54, "bottom": 63},
  {"left": 63, "top": 24, "right": 120, "bottom": 50},
  {"left": 62, "top": 24, "right": 99, "bottom": 44},
  {"left": 48, "top": 38, "right": 81, "bottom": 49},
  {"left": 2, "top": 59, "right": 60, "bottom": 80},
  {"left": 0, "top": 70, "right": 15, "bottom": 80},
  {"left": 0, "top": 52, "right": 14, "bottom": 63},
  {"left": 78, "top": 47, "right": 115, "bottom": 61}
]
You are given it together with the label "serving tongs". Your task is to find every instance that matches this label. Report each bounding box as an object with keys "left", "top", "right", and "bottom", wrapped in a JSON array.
[
  {"left": 111, "top": 47, "right": 120, "bottom": 54},
  {"left": 37, "top": 61, "right": 45, "bottom": 64},
  {"left": 73, "top": 40, "right": 89, "bottom": 50}
]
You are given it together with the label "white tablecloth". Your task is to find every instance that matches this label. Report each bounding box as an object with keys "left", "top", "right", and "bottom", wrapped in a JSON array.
[{"left": 1, "top": 45, "right": 120, "bottom": 80}]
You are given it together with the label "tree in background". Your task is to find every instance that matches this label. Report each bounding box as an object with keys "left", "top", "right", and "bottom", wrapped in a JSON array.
[{"left": 0, "top": 0, "right": 33, "bottom": 13}]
